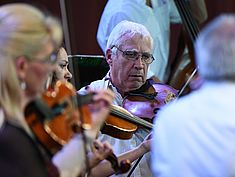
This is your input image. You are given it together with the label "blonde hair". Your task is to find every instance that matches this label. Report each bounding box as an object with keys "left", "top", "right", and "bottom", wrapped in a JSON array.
[
  {"left": 0, "top": 3, "right": 62, "bottom": 124},
  {"left": 0, "top": 52, "right": 22, "bottom": 122},
  {"left": 0, "top": 3, "right": 62, "bottom": 60}
]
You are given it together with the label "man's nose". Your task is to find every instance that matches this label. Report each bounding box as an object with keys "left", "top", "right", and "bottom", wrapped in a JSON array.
[{"left": 134, "top": 55, "right": 145, "bottom": 68}]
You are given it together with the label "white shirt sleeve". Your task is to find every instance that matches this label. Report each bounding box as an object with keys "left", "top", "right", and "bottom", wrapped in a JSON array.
[
  {"left": 169, "top": 0, "right": 181, "bottom": 23},
  {"left": 97, "top": 12, "right": 130, "bottom": 53},
  {"left": 0, "top": 109, "right": 4, "bottom": 128},
  {"left": 52, "top": 134, "right": 86, "bottom": 177},
  {"left": 53, "top": 133, "right": 94, "bottom": 177}
]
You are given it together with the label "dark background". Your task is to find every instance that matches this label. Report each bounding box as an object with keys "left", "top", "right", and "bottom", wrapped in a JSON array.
[{"left": 0, "top": 0, "right": 235, "bottom": 89}]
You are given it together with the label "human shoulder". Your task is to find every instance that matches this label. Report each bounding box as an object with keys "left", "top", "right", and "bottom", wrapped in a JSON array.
[
  {"left": 102, "top": 0, "right": 128, "bottom": 16},
  {"left": 103, "top": 0, "right": 145, "bottom": 20},
  {"left": 78, "top": 79, "right": 107, "bottom": 95}
]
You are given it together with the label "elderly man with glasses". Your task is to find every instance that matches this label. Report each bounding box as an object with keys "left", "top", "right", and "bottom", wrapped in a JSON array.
[{"left": 79, "top": 20, "right": 177, "bottom": 177}]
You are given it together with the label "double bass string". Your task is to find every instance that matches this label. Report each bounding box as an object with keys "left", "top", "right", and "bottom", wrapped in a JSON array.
[
  {"left": 175, "top": 0, "right": 199, "bottom": 41},
  {"left": 179, "top": 0, "right": 199, "bottom": 40},
  {"left": 182, "top": 0, "right": 199, "bottom": 39},
  {"left": 173, "top": 0, "right": 201, "bottom": 96},
  {"left": 174, "top": 0, "right": 193, "bottom": 40}
]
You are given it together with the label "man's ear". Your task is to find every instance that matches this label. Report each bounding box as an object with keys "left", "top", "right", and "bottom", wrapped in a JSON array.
[
  {"left": 15, "top": 56, "right": 28, "bottom": 80},
  {"left": 105, "top": 48, "right": 113, "bottom": 66}
]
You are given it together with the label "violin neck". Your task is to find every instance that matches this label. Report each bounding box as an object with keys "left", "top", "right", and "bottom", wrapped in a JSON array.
[{"left": 110, "top": 106, "right": 153, "bottom": 129}]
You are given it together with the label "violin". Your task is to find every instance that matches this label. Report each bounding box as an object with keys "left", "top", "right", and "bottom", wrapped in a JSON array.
[
  {"left": 24, "top": 81, "right": 131, "bottom": 174},
  {"left": 101, "top": 79, "right": 178, "bottom": 140},
  {"left": 123, "top": 82, "right": 178, "bottom": 120},
  {"left": 102, "top": 105, "right": 152, "bottom": 139},
  {"left": 25, "top": 81, "right": 87, "bottom": 153}
]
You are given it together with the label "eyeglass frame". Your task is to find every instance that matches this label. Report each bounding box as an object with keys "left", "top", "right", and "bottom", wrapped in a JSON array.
[
  {"left": 23, "top": 52, "right": 58, "bottom": 65},
  {"left": 111, "top": 45, "right": 155, "bottom": 64}
]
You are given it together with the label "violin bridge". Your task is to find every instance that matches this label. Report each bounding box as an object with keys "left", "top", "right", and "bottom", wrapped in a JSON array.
[{"left": 164, "top": 92, "right": 176, "bottom": 104}]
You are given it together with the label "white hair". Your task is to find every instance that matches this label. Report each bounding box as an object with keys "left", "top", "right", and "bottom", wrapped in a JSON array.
[
  {"left": 106, "top": 20, "right": 153, "bottom": 52},
  {"left": 195, "top": 14, "right": 235, "bottom": 81}
]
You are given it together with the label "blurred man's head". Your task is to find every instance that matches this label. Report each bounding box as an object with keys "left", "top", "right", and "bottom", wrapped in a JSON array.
[{"left": 195, "top": 14, "right": 235, "bottom": 81}]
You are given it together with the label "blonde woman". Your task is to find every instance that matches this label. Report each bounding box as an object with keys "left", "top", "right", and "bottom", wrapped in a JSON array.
[{"left": 0, "top": 3, "right": 114, "bottom": 177}]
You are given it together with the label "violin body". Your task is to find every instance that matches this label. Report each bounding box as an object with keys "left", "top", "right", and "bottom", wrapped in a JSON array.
[
  {"left": 25, "top": 81, "right": 131, "bottom": 173},
  {"left": 102, "top": 80, "right": 178, "bottom": 140},
  {"left": 123, "top": 83, "right": 178, "bottom": 120},
  {"left": 102, "top": 105, "right": 138, "bottom": 140},
  {"left": 25, "top": 99, "right": 63, "bottom": 154},
  {"left": 25, "top": 81, "right": 83, "bottom": 154}
]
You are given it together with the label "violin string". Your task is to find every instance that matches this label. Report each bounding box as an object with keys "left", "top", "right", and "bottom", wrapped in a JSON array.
[
  {"left": 110, "top": 106, "right": 153, "bottom": 129},
  {"left": 110, "top": 106, "right": 151, "bottom": 176},
  {"left": 110, "top": 108, "right": 145, "bottom": 126}
]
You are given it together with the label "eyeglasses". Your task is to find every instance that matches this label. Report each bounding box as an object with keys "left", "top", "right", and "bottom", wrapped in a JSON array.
[
  {"left": 25, "top": 52, "right": 58, "bottom": 65},
  {"left": 112, "top": 46, "right": 155, "bottom": 64},
  {"left": 39, "top": 52, "right": 57, "bottom": 64}
]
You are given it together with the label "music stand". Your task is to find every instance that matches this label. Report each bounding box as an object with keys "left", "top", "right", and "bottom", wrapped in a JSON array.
[{"left": 68, "top": 55, "right": 109, "bottom": 90}]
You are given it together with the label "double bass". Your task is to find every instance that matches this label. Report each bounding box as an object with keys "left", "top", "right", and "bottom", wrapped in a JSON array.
[{"left": 167, "top": 0, "right": 201, "bottom": 96}]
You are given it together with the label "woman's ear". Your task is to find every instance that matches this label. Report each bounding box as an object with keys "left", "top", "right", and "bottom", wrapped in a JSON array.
[
  {"left": 15, "top": 56, "right": 28, "bottom": 80},
  {"left": 105, "top": 48, "right": 113, "bottom": 66}
]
